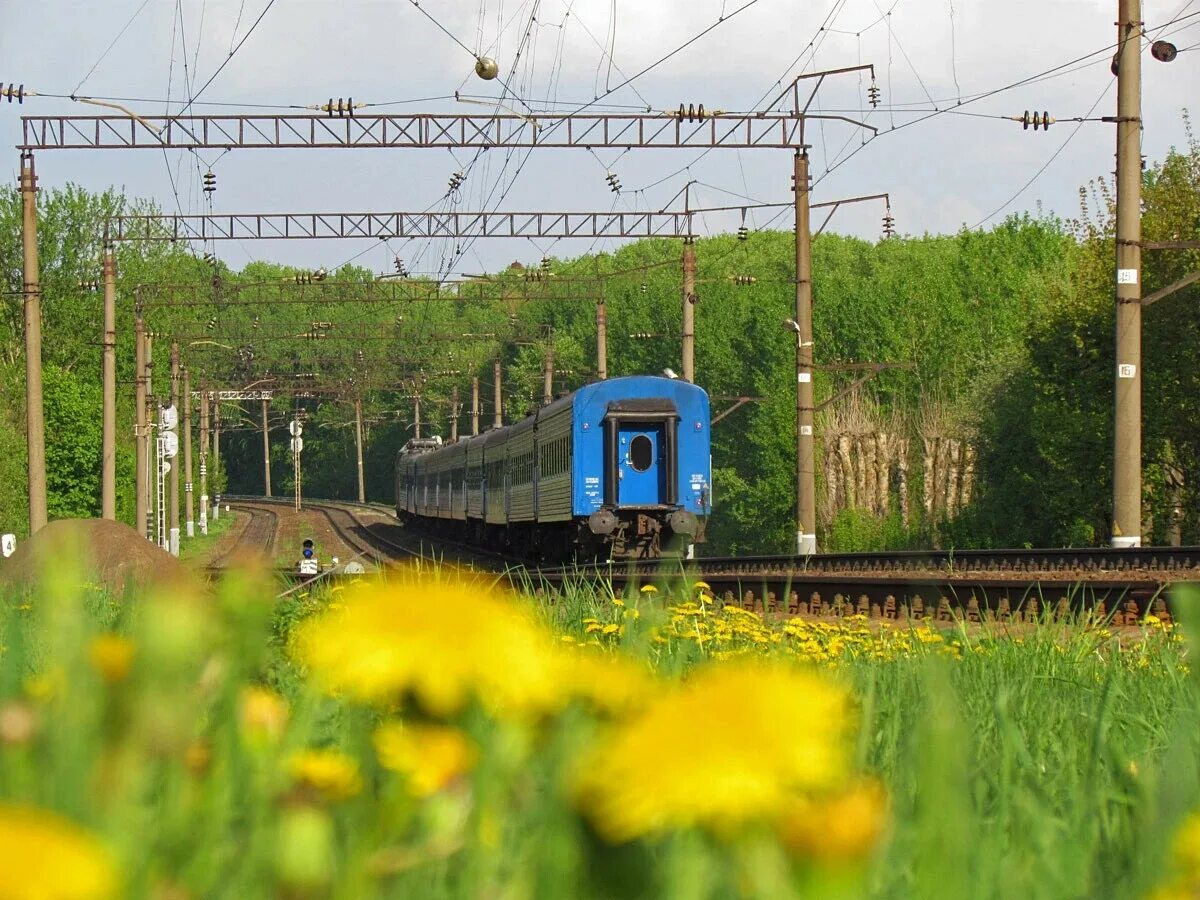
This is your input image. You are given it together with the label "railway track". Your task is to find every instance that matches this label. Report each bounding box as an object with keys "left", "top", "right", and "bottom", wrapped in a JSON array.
[
  {"left": 220, "top": 496, "right": 1199, "bottom": 622},
  {"left": 211, "top": 503, "right": 279, "bottom": 569}
]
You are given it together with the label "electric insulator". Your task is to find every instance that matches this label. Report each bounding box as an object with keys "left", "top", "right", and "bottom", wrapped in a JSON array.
[
  {"left": 629, "top": 332, "right": 657, "bottom": 339},
  {"left": 1020, "top": 110, "right": 1054, "bottom": 131},
  {"left": 605, "top": 172, "right": 622, "bottom": 193},
  {"left": 202, "top": 170, "right": 216, "bottom": 194},
  {"left": 1, "top": 83, "right": 26, "bottom": 103},
  {"left": 321, "top": 97, "right": 357, "bottom": 117},
  {"left": 882, "top": 208, "right": 896, "bottom": 238},
  {"left": 1151, "top": 40, "right": 1178, "bottom": 63},
  {"left": 675, "top": 103, "right": 719, "bottom": 122},
  {"left": 540, "top": 256, "right": 552, "bottom": 271},
  {"left": 737, "top": 224, "right": 749, "bottom": 241},
  {"left": 448, "top": 171, "right": 466, "bottom": 192},
  {"left": 731, "top": 275, "right": 757, "bottom": 285},
  {"left": 640, "top": 282, "right": 648, "bottom": 293},
  {"left": 393, "top": 256, "right": 408, "bottom": 277},
  {"left": 311, "top": 321, "right": 334, "bottom": 330},
  {"left": 867, "top": 80, "right": 881, "bottom": 108},
  {"left": 78, "top": 279, "right": 100, "bottom": 291},
  {"left": 203, "top": 251, "right": 217, "bottom": 264}
]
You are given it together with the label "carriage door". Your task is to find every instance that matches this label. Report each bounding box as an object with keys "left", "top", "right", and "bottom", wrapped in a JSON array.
[{"left": 617, "top": 424, "right": 665, "bottom": 506}]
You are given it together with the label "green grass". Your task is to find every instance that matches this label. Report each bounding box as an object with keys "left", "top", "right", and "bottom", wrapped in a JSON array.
[{"left": 1, "top": 560, "right": 1197, "bottom": 899}]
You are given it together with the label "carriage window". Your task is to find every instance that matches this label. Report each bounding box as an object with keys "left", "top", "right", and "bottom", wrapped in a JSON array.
[{"left": 630, "top": 435, "right": 654, "bottom": 472}]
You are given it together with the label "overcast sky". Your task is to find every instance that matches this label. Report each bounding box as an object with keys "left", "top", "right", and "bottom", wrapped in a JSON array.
[{"left": 1, "top": 0, "right": 1196, "bottom": 275}]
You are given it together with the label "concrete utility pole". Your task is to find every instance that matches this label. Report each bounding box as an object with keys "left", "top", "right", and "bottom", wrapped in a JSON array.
[
  {"left": 145, "top": 334, "right": 155, "bottom": 539},
  {"left": 794, "top": 151, "right": 817, "bottom": 556},
  {"left": 101, "top": 246, "right": 117, "bottom": 520},
  {"left": 212, "top": 398, "right": 221, "bottom": 522},
  {"left": 596, "top": 299, "right": 608, "bottom": 380},
  {"left": 20, "top": 152, "right": 47, "bottom": 534},
  {"left": 261, "top": 399, "right": 272, "bottom": 497},
  {"left": 198, "top": 388, "right": 209, "bottom": 535},
  {"left": 183, "top": 368, "right": 194, "bottom": 538},
  {"left": 543, "top": 343, "right": 555, "bottom": 405},
  {"left": 1112, "top": 0, "right": 1143, "bottom": 548},
  {"left": 135, "top": 318, "right": 148, "bottom": 539},
  {"left": 682, "top": 239, "right": 697, "bottom": 383},
  {"left": 354, "top": 397, "right": 366, "bottom": 503},
  {"left": 450, "top": 386, "right": 460, "bottom": 442},
  {"left": 471, "top": 377, "right": 481, "bottom": 436},
  {"left": 169, "top": 344, "right": 181, "bottom": 556},
  {"left": 413, "top": 395, "right": 422, "bottom": 440},
  {"left": 493, "top": 361, "right": 503, "bottom": 429}
]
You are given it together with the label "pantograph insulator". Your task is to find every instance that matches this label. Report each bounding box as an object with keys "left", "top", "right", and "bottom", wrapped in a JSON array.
[{"left": 1, "top": 83, "right": 26, "bottom": 104}]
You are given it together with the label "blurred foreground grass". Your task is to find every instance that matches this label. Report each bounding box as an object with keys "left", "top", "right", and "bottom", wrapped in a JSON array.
[{"left": 2, "top": 553, "right": 1200, "bottom": 900}]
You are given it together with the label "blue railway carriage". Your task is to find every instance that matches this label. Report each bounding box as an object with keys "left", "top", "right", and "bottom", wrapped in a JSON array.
[{"left": 396, "top": 375, "right": 712, "bottom": 560}]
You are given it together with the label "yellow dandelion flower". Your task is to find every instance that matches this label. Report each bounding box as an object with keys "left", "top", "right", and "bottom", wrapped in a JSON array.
[
  {"left": 296, "top": 577, "right": 583, "bottom": 719},
  {"left": 239, "top": 686, "right": 289, "bottom": 744},
  {"left": 612, "top": 597, "right": 625, "bottom": 608},
  {"left": 0, "top": 804, "right": 118, "bottom": 900},
  {"left": 88, "top": 635, "right": 135, "bottom": 685},
  {"left": 694, "top": 581, "right": 711, "bottom": 591},
  {"left": 287, "top": 749, "right": 363, "bottom": 801},
  {"left": 374, "top": 722, "right": 476, "bottom": 797},
  {"left": 639, "top": 585, "right": 658, "bottom": 594},
  {"left": 572, "top": 664, "right": 851, "bottom": 842},
  {"left": 776, "top": 781, "right": 888, "bottom": 863}
]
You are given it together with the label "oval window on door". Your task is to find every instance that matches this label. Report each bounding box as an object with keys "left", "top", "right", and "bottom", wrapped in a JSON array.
[{"left": 629, "top": 435, "right": 654, "bottom": 472}]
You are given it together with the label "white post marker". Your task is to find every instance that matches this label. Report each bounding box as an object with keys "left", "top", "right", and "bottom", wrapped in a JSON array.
[{"left": 1, "top": 534, "right": 15, "bottom": 558}]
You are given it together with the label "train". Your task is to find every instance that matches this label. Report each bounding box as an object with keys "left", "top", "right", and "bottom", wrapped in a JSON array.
[{"left": 395, "top": 375, "right": 712, "bottom": 560}]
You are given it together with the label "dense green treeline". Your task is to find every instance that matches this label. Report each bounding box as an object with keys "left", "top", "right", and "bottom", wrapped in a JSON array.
[{"left": 1, "top": 130, "right": 1196, "bottom": 552}]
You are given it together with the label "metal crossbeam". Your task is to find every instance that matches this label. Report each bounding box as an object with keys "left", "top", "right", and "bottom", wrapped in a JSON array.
[
  {"left": 134, "top": 279, "right": 601, "bottom": 307},
  {"left": 21, "top": 113, "right": 810, "bottom": 151},
  {"left": 113, "top": 210, "right": 695, "bottom": 242}
]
